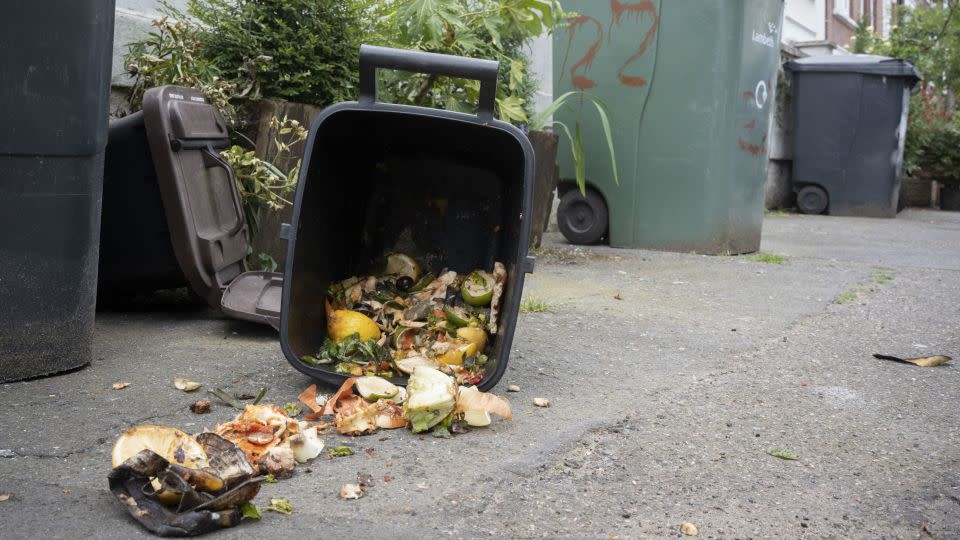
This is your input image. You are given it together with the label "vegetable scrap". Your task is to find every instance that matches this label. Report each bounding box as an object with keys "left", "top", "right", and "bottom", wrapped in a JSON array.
[
  {"left": 173, "top": 378, "right": 201, "bottom": 392},
  {"left": 190, "top": 401, "right": 211, "bottom": 414},
  {"left": 533, "top": 397, "right": 551, "bottom": 408},
  {"left": 766, "top": 448, "right": 799, "bottom": 460},
  {"left": 680, "top": 522, "right": 700, "bottom": 536},
  {"left": 108, "top": 401, "right": 328, "bottom": 535},
  {"left": 300, "top": 253, "right": 507, "bottom": 385},
  {"left": 107, "top": 366, "right": 513, "bottom": 534},
  {"left": 112, "top": 382, "right": 130, "bottom": 390},
  {"left": 109, "top": 430, "right": 263, "bottom": 537},
  {"left": 339, "top": 483, "right": 363, "bottom": 500},
  {"left": 298, "top": 369, "right": 512, "bottom": 437}
]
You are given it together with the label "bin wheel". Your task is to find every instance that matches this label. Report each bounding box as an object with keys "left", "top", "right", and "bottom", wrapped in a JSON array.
[
  {"left": 557, "top": 188, "right": 608, "bottom": 245},
  {"left": 797, "top": 185, "right": 828, "bottom": 215}
]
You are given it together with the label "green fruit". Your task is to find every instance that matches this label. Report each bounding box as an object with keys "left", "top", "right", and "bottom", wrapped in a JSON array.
[
  {"left": 443, "top": 306, "right": 471, "bottom": 328},
  {"left": 461, "top": 270, "right": 495, "bottom": 306}
]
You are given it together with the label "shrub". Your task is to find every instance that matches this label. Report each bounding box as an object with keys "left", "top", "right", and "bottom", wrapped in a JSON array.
[
  {"left": 362, "top": 0, "right": 560, "bottom": 124},
  {"left": 186, "top": 0, "right": 364, "bottom": 106}
]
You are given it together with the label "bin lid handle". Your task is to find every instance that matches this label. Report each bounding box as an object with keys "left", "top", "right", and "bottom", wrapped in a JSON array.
[{"left": 358, "top": 44, "right": 499, "bottom": 123}]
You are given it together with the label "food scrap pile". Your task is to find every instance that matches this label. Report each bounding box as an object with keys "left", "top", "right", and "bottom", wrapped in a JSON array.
[
  {"left": 301, "top": 253, "right": 507, "bottom": 385},
  {"left": 108, "top": 367, "right": 512, "bottom": 536}
]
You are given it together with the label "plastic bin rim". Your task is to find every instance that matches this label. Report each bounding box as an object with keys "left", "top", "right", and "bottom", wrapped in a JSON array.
[
  {"left": 277, "top": 99, "right": 535, "bottom": 392},
  {"left": 785, "top": 55, "right": 922, "bottom": 80}
]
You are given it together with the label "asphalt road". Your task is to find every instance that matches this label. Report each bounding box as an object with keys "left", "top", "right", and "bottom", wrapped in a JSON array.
[{"left": 1, "top": 209, "right": 958, "bottom": 539}]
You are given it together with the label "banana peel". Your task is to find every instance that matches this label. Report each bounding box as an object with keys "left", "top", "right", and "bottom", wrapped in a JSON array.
[
  {"left": 108, "top": 441, "right": 261, "bottom": 536},
  {"left": 873, "top": 353, "right": 952, "bottom": 367}
]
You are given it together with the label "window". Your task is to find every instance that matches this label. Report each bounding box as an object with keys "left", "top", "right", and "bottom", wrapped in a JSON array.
[{"left": 834, "top": 0, "right": 851, "bottom": 17}]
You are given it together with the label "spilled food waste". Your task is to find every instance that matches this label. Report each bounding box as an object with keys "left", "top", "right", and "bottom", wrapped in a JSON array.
[
  {"left": 301, "top": 253, "right": 507, "bottom": 386},
  {"left": 108, "top": 368, "right": 512, "bottom": 535}
]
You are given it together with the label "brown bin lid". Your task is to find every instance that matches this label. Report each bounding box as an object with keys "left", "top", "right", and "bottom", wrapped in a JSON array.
[
  {"left": 142, "top": 86, "right": 281, "bottom": 327},
  {"left": 221, "top": 272, "right": 282, "bottom": 329}
]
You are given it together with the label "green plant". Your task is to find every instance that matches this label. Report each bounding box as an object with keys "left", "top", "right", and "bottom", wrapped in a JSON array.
[
  {"left": 873, "top": 269, "right": 894, "bottom": 284},
  {"left": 362, "top": 0, "right": 561, "bottom": 124},
  {"left": 519, "top": 297, "right": 555, "bottom": 313},
  {"left": 835, "top": 291, "right": 857, "bottom": 305},
  {"left": 220, "top": 115, "right": 308, "bottom": 235},
  {"left": 529, "top": 91, "right": 618, "bottom": 195},
  {"left": 748, "top": 253, "right": 787, "bottom": 265},
  {"left": 185, "top": 0, "right": 364, "bottom": 106},
  {"left": 124, "top": 15, "right": 252, "bottom": 122},
  {"left": 854, "top": 2, "right": 960, "bottom": 183}
]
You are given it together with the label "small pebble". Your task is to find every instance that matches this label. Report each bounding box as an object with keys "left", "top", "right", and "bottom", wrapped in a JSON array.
[
  {"left": 507, "top": 385, "right": 520, "bottom": 392},
  {"left": 533, "top": 398, "right": 550, "bottom": 407},
  {"left": 0, "top": 450, "right": 15, "bottom": 458},
  {"left": 680, "top": 522, "right": 699, "bottom": 536}
]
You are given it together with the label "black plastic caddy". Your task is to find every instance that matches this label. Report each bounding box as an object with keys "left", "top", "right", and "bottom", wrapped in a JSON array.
[{"left": 279, "top": 45, "right": 536, "bottom": 391}]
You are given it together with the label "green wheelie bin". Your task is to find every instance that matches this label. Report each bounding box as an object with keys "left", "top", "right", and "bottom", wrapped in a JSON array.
[{"left": 553, "top": 0, "right": 784, "bottom": 253}]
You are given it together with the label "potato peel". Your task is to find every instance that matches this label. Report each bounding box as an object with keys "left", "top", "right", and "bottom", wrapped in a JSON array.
[{"left": 456, "top": 386, "right": 512, "bottom": 420}]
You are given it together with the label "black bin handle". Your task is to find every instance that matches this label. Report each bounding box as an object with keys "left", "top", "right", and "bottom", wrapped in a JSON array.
[{"left": 358, "top": 44, "right": 499, "bottom": 123}]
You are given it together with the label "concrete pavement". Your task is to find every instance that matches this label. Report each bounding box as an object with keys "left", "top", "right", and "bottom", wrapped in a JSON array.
[{"left": 1, "top": 209, "right": 958, "bottom": 539}]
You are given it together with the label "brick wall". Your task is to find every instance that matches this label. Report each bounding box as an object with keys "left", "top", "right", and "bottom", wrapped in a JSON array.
[{"left": 826, "top": 0, "right": 887, "bottom": 50}]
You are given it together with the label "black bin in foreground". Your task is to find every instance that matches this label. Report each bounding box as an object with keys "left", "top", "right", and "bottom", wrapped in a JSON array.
[
  {"left": 786, "top": 55, "right": 921, "bottom": 217},
  {"left": 0, "top": 1, "right": 115, "bottom": 381},
  {"left": 280, "top": 46, "right": 535, "bottom": 391}
]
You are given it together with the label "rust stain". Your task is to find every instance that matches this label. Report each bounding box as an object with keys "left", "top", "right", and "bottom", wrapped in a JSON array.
[
  {"left": 560, "top": 15, "right": 603, "bottom": 91},
  {"left": 742, "top": 90, "right": 754, "bottom": 102},
  {"left": 745, "top": 119, "right": 756, "bottom": 130},
  {"left": 738, "top": 134, "right": 767, "bottom": 156},
  {"left": 609, "top": 0, "right": 659, "bottom": 88}
]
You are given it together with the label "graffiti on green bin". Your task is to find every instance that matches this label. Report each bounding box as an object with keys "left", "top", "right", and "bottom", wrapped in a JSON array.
[{"left": 559, "top": 0, "right": 659, "bottom": 90}]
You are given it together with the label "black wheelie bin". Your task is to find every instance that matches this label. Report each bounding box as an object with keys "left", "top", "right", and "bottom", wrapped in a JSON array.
[
  {"left": 0, "top": 1, "right": 116, "bottom": 381},
  {"left": 786, "top": 55, "right": 921, "bottom": 217}
]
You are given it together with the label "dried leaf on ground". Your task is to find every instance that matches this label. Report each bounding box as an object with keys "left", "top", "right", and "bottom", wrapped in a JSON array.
[
  {"left": 873, "top": 353, "right": 951, "bottom": 367},
  {"left": 340, "top": 483, "right": 363, "bottom": 499},
  {"left": 208, "top": 388, "right": 244, "bottom": 410},
  {"left": 680, "top": 522, "right": 699, "bottom": 536},
  {"left": 767, "top": 448, "right": 799, "bottom": 460},
  {"left": 112, "top": 382, "right": 130, "bottom": 390},
  {"left": 174, "top": 378, "right": 202, "bottom": 392},
  {"left": 533, "top": 397, "right": 550, "bottom": 408}
]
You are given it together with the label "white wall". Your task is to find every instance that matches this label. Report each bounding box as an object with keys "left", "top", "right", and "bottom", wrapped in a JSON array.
[
  {"left": 112, "top": 0, "right": 188, "bottom": 86},
  {"left": 782, "top": 0, "right": 826, "bottom": 43},
  {"left": 525, "top": 33, "right": 554, "bottom": 116}
]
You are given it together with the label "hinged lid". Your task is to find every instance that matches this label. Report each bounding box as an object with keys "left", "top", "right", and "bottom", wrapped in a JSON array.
[
  {"left": 786, "top": 54, "right": 922, "bottom": 82},
  {"left": 221, "top": 272, "right": 282, "bottom": 329},
  {"left": 142, "top": 85, "right": 281, "bottom": 327}
]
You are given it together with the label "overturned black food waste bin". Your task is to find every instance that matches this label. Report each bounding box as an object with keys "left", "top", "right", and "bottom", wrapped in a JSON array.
[
  {"left": 786, "top": 55, "right": 921, "bottom": 217},
  {"left": 279, "top": 46, "right": 535, "bottom": 391},
  {"left": 0, "top": 1, "right": 115, "bottom": 382}
]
